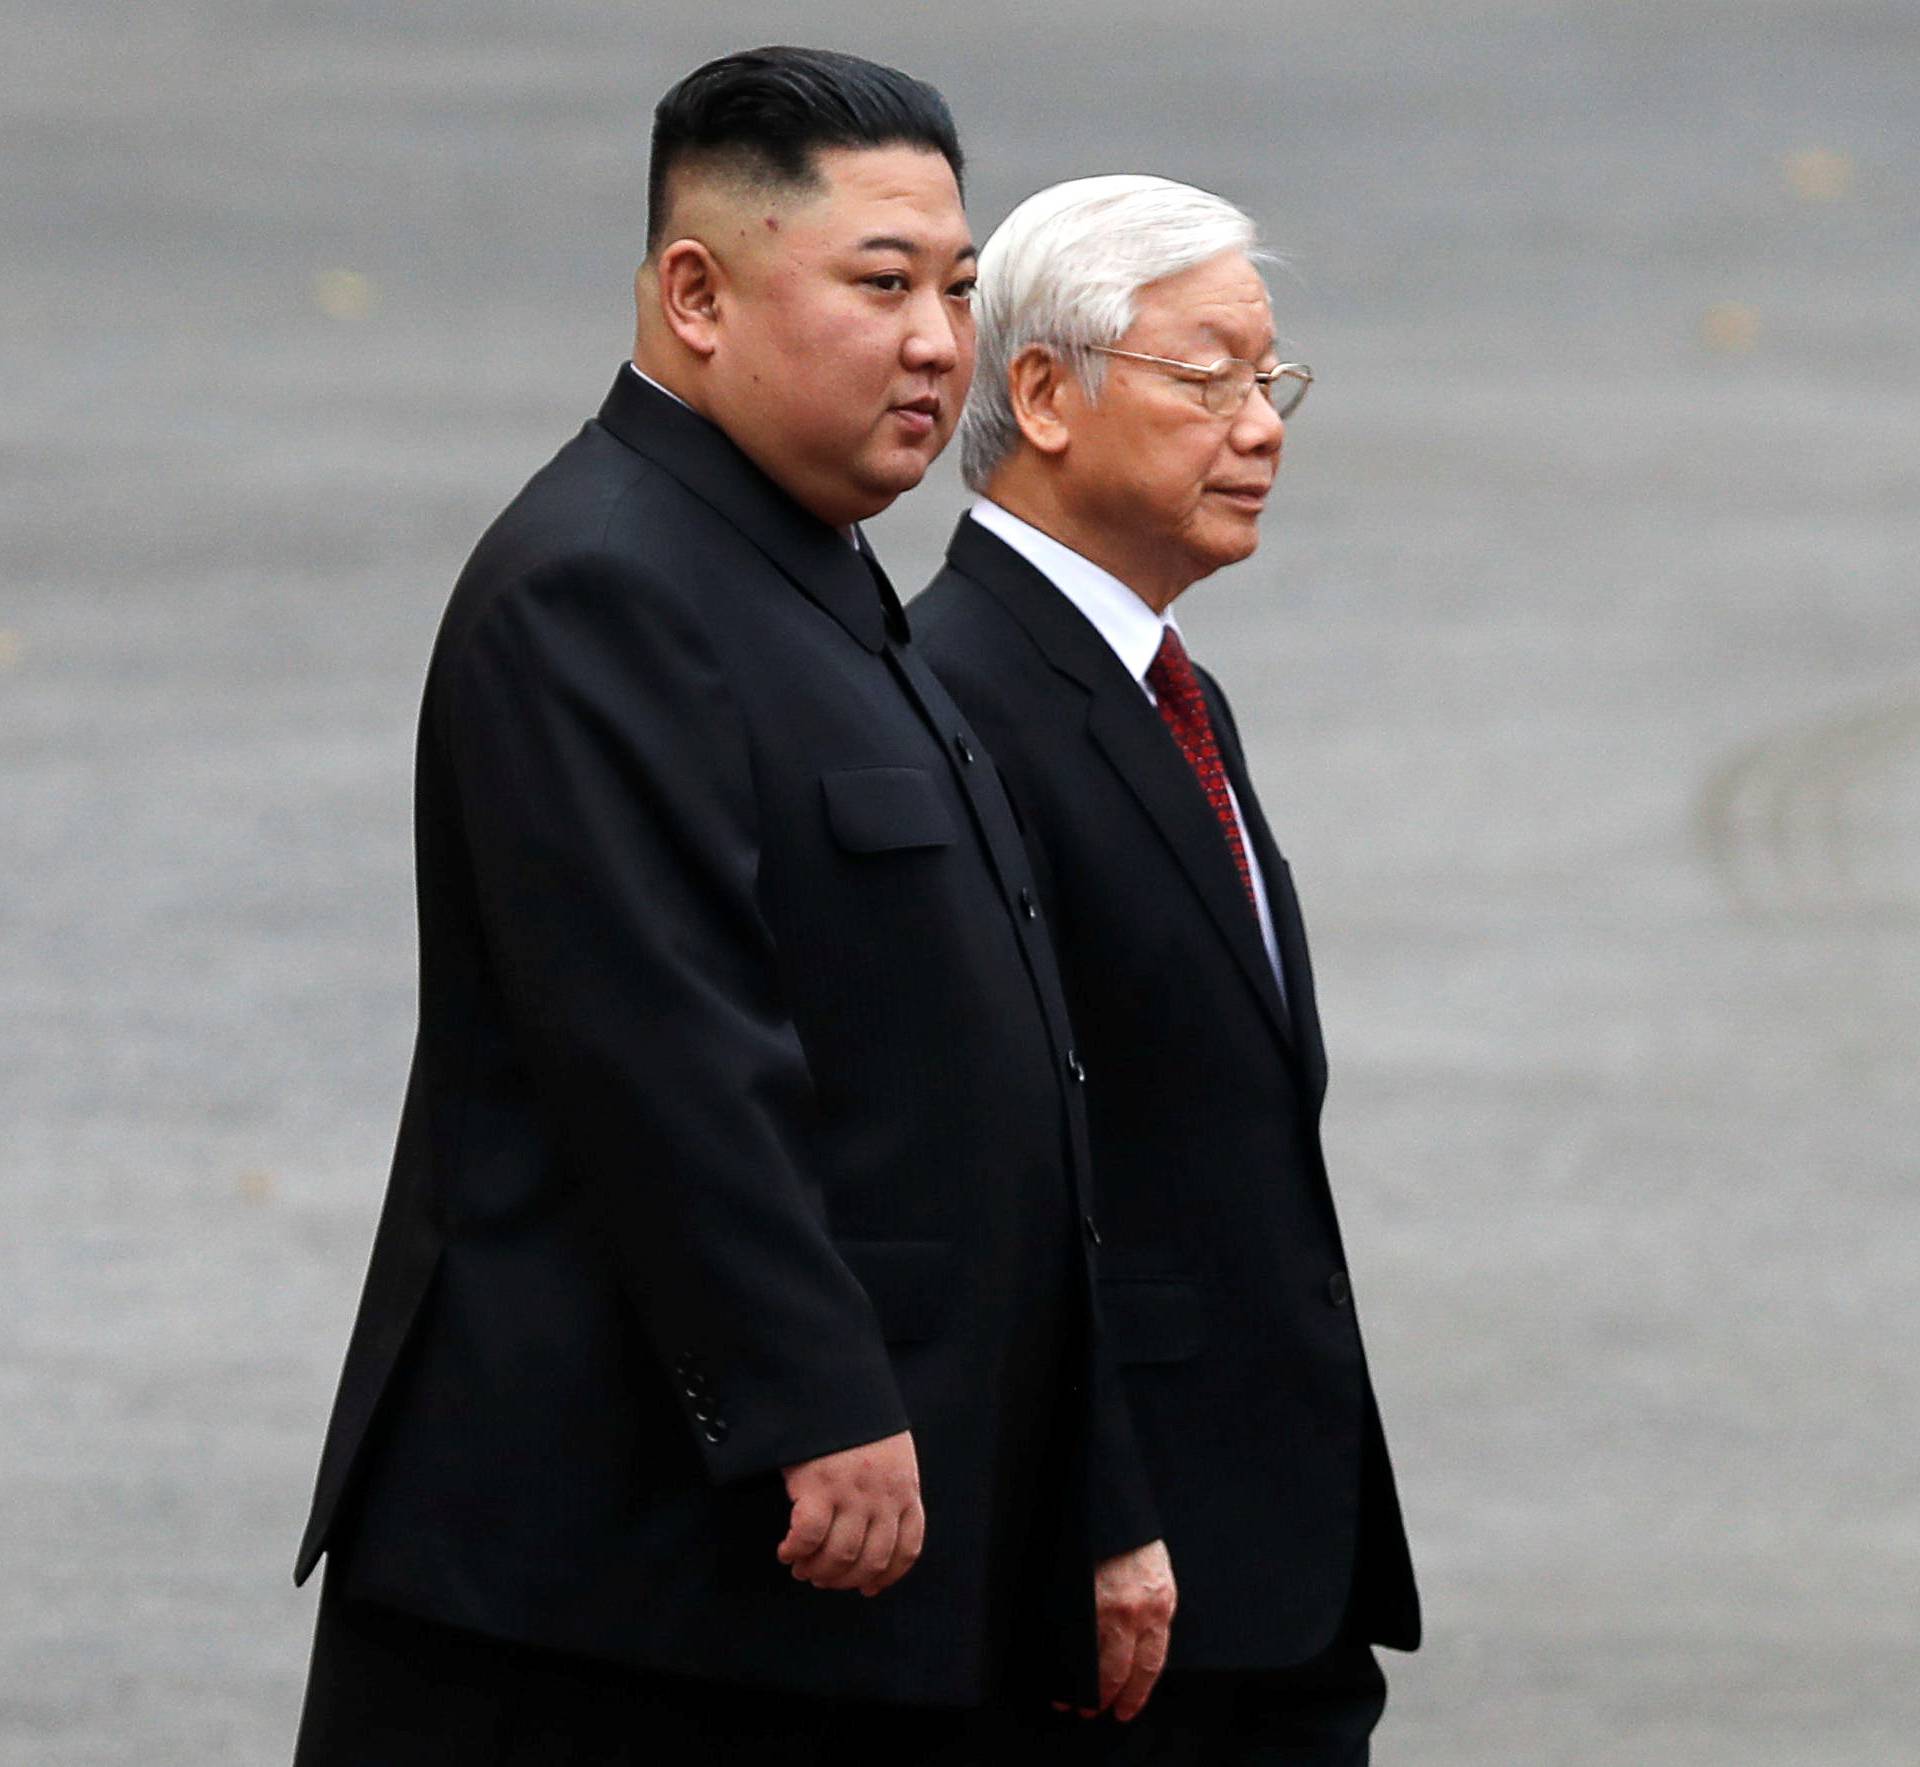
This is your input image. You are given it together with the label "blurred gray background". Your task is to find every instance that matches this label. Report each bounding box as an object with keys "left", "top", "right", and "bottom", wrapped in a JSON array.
[{"left": 4, "top": 1, "right": 1916, "bottom": 1761}]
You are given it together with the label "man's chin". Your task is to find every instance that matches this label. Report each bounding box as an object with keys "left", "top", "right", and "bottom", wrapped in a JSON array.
[
  {"left": 1211, "top": 519, "right": 1263, "bottom": 567},
  {"left": 855, "top": 447, "right": 940, "bottom": 507}
]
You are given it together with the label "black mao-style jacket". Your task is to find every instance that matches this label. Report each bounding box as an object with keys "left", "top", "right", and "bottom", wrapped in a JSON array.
[{"left": 294, "top": 371, "right": 1150, "bottom": 1705}]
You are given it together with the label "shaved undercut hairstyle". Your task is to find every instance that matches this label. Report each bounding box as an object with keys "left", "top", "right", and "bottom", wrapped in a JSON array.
[{"left": 646, "top": 46, "right": 965, "bottom": 254}]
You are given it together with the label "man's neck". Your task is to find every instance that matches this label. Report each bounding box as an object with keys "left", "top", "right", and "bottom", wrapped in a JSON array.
[{"left": 980, "top": 476, "right": 1183, "bottom": 615}]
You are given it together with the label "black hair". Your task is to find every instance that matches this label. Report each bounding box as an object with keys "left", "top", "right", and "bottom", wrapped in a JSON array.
[{"left": 646, "top": 46, "right": 964, "bottom": 252}]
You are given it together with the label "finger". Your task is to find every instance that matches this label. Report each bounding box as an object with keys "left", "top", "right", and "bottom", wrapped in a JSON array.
[
  {"left": 853, "top": 1510, "right": 900, "bottom": 1597},
  {"left": 1094, "top": 1620, "right": 1137, "bottom": 1716},
  {"left": 796, "top": 1506, "right": 871, "bottom": 1589},
  {"left": 864, "top": 1497, "right": 924, "bottom": 1596},
  {"left": 1111, "top": 1626, "right": 1170, "bottom": 1723},
  {"left": 897, "top": 1497, "right": 926, "bottom": 1568},
  {"left": 775, "top": 1491, "right": 833, "bottom": 1566}
]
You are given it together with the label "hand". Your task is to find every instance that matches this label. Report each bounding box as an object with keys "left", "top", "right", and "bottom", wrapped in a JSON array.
[
  {"left": 777, "top": 1430, "right": 925, "bottom": 1596},
  {"left": 1086, "top": 1538, "right": 1176, "bottom": 1721}
]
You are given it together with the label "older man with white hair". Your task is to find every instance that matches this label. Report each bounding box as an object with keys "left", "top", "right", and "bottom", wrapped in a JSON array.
[{"left": 914, "top": 176, "right": 1420, "bottom": 1762}]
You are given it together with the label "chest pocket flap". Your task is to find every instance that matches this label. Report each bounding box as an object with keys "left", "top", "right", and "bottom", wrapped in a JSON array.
[{"left": 822, "top": 767, "right": 956, "bottom": 853}]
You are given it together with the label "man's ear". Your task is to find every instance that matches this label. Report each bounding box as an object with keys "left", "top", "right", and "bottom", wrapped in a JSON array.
[
  {"left": 1007, "top": 345, "right": 1076, "bottom": 457},
  {"left": 650, "top": 240, "right": 725, "bottom": 359}
]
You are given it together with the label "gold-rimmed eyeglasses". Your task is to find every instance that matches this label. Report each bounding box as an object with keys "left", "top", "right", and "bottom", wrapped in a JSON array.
[{"left": 1087, "top": 346, "right": 1313, "bottom": 419}]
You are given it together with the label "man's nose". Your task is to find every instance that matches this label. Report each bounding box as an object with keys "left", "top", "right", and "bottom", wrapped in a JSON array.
[
  {"left": 1233, "top": 389, "right": 1284, "bottom": 453},
  {"left": 901, "top": 291, "right": 961, "bottom": 372}
]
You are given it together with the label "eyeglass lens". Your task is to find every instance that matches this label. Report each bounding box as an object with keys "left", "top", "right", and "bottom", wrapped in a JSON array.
[{"left": 1202, "top": 362, "right": 1309, "bottom": 418}]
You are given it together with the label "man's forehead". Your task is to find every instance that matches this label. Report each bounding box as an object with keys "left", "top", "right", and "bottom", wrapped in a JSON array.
[
  {"left": 659, "top": 145, "right": 966, "bottom": 247},
  {"left": 1155, "top": 256, "right": 1268, "bottom": 304},
  {"left": 851, "top": 231, "right": 979, "bottom": 260},
  {"left": 795, "top": 207, "right": 976, "bottom": 266},
  {"left": 811, "top": 142, "right": 960, "bottom": 193},
  {"left": 1191, "top": 300, "right": 1275, "bottom": 342},
  {"left": 1136, "top": 262, "right": 1273, "bottom": 340}
]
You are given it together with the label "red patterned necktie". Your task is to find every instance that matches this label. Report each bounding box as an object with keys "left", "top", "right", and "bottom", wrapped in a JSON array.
[{"left": 1145, "top": 627, "right": 1258, "bottom": 913}]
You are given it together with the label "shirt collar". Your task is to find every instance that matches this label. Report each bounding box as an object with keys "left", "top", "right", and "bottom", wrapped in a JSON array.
[
  {"left": 626, "top": 361, "right": 691, "bottom": 410},
  {"left": 969, "top": 498, "right": 1177, "bottom": 691}
]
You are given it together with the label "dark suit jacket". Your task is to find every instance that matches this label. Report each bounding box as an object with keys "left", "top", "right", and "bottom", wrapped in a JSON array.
[
  {"left": 294, "top": 372, "right": 1147, "bottom": 1706},
  {"left": 914, "top": 514, "right": 1421, "bottom": 1670}
]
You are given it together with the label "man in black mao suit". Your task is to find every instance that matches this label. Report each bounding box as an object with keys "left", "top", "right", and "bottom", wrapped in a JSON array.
[
  {"left": 914, "top": 177, "right": 1421, "bottom": 1763},
  {"left": 291, "top": 56, "right": 1167, "bottom": 1763}
]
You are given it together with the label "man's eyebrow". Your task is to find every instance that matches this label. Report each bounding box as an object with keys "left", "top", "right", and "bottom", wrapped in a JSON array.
[{"left": 855, "top": 235, "right": 978, "bottom": 260}]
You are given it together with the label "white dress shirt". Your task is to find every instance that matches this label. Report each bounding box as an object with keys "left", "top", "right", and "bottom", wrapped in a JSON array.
[{"left": 969, "top": 499, "right": 1287, "bottom": 1005}]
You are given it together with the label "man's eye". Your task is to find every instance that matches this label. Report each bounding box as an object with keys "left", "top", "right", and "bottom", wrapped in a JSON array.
[
  {"left": 866, "top": 273, "right": 910, "bottom": 293},
  {"left": 948, "top": 278, "right": 977, "bottom": 302}
]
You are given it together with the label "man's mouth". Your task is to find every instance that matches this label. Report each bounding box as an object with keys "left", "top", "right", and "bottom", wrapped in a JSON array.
[{"left": 890, "top": 394, "right": 941, "bottom": 438}]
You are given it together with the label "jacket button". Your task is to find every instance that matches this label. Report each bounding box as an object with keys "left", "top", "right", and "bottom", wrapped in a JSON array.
[
  {"left": 1066, "top": 1050, "right": 1086, "bottom": 1083},
  {"left": 954, "top": 732, "right": 975, "bottom": 765},
  {"left": 1328, "top": 1271, "right": 1352, "bottom": 1307},
  {"left": 1083, "top": 1214, "right": 1103, "bottom": 1248},
  {"left": 703, "top": 1419, "right": 730, "bottom": 1445},
  {"left": 693, "top": 1399, "right": 718, "bottom": 1423},
  {"left": 1019, "top": 887, "right": 1038, "bottom": 921}
]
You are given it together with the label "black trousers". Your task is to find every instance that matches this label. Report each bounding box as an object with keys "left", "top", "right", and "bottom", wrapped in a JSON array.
[
  {"left": 293, "top": 1572, "right": 1018, "bottom": 1766},
  {"left": 999, "top": 1637, "right": 1387, "bottom": 1766}
]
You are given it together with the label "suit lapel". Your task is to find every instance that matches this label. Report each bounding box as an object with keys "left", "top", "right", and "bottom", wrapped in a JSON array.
[
  {"left": 594, "top": 366, "right": 887, "bottom": 652},
  {"left": 1084, "top": 690, "right": 1296, "bottom": 1052},
  {"left": 946, "top": 517, "right": 1296, "bottom": 1057},
  {"left": 1203, "top": 681, "right": 1329, "bottom": 1102}
]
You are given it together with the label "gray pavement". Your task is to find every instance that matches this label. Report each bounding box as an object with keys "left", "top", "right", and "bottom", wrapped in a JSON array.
[{"left": 4, "top": 2, "right": 1917, "bottom": 1761}]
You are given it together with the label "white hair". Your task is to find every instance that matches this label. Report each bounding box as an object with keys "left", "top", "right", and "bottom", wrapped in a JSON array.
[{"left": 958, "top": 174, "right": 1264, "bottom": 492}]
